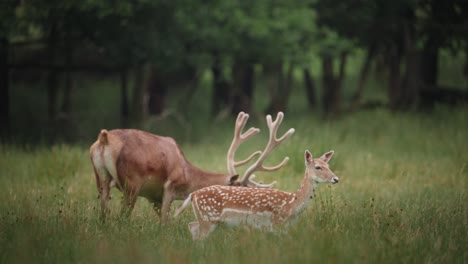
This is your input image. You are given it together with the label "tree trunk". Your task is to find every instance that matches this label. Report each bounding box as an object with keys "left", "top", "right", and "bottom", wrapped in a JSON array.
[
  {"left": 351, "top": 45, "right": 375, "bottom": 109},
  {"left": 321, "top": 52, "right": 347, "bottom": 115},
  {"left": 389, "top": 18, "right": 418, "bottom": 110},
  {"left": 211, "top": 55, "right": 230, "bottom": 116},
  {"left": 401, "top": 52, "right": 420, "bottom": 109},
  {"left": 243, "top": 64, "right": 255, "bottom": 108},
  {"left": 47, "top": 21, "right": 58, "bottom": 140},
  {"left": 420, "top": 35, "right": 438, "bottom": 88},
  {"left": 303, "top": 67, "right": 316, "bottom": 109},
  {"left": 265, "top": 62, "right": 293, "bottom": 114},
  {"left": 420, "top": 0, "right": 451, "bottom": 89},
  {"left": 147, "top": 65, "right": 167, "bottom": 116},
  {"left": 132, "top": 64, "right": 146, "bottom": 127},
  {"left": 58, "top": 21, "right": 74, "bottom": 142},
  {"left": 120, "top": 68, "right": 129, "bottom": 127},
  {"left": 321, "top": 55, "right": 336, "bottom": 114},
  {"left": 388, "top": 45, "right": 402, "bottom": 110},
  {"left": 464, "top": 46, "right": 468, "bottom": 87},
  {"left": 285, "top": 63, "right": 293, "bottom": 102},
  {"left": 388, "top": 7, "right": 418, "bottom": 111},
  {"left": 178, "top": 67, "right": 199, "bottom": 116},
  {"left": 61, "top": 20, "right": 73, "bottom": 115},
  {"left": 61, "top": 60, "right": 72, "bottom": 115},
  {"left": 337, "top": 51, "right": 348, "bottom": 89},
  {"left": 0, "top": 37, "right": 9, "bottom": 138},
  {"left": 232, "top": 62, "right": 254, "bottom": 115},
  {"left": 400, "top": 23, "right": 420, "bottom": 109}
]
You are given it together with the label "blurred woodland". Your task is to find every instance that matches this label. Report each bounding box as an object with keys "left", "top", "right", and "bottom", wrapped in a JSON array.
[{"left": 0, "top": 0, "right": 467, "bottom": 143}]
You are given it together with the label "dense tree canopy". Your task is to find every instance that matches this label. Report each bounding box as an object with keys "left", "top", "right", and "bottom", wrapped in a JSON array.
[{"left": 1, "top": 0, "right": 467, "bottom": 141}]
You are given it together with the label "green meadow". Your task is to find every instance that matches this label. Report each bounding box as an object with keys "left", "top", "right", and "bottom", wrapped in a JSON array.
[{"left": 0, "top": 105, "right": 466, "bottom": 263}]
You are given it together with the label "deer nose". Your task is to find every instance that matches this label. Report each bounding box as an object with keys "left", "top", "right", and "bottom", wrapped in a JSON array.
[{"left": 332, "top": 177, "right": 339, "bottom": 184}]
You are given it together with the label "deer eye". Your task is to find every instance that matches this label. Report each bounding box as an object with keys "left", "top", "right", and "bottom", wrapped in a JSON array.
[{"left": 315, "top": 166, "right": 322, "bottom": 170}]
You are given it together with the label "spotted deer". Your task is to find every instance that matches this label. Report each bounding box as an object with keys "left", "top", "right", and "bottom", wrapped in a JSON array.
[
  {"left": 89, "top": 112, "right": 294, "bottom": 223},
  {"left": 174, "top": 150, "right": 338, "bottom": 240}
]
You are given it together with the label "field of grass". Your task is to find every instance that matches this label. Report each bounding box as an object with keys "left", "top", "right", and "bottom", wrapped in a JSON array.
[{"left": 0, "top": 104, "right": 467, "bottom": 263}]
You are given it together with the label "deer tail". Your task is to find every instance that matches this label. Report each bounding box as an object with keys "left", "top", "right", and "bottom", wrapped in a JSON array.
[
  {"left": 174, "top": 193, "right": 193, "bottom": 218},
  {"left": 98, "top": 129, "right": 109, "bottom": 145}
]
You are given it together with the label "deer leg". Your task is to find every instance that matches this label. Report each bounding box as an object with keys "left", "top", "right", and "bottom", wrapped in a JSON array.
[
  {"left": 94, "top": 168, "right": 111, "bottom": 222},
  {"left": 197, "top": 221, "right": 216, "bottom": 240},
  {"left": 150, "top": 200, "right": 162, "bottom": 219},
  {"left": 120, "top": 187, "right": 139, "bottom": 218},
  {"left": 190, "top": 200, "right": 216, "bottom": 240},
  {"left": 100, "top": 184, "right": 111, "bottom": 222},
  {"left": 161, "top": 183, "right": 175, "bottom": 224},
  {"left": 189, "top": 221, "right": 216, "bottom": 241},
  {"left": 188, "top": 222, "right": 200, "bottom": 240}
]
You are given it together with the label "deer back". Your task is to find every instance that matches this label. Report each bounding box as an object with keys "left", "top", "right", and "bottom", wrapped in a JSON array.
[
  {"left": 91, "top": 130, "right": 185, "bottom": 191},
  {"left": 191, "top": 185, "right": 296, "bottom": 225},
  {"left": 90, "top": 129, "right": 235, "bottom": 200}
]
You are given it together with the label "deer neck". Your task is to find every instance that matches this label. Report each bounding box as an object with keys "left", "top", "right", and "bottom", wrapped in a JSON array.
[
  {"left": 289, "top": 170, "right": 317, "bottom": 217},
  {"left": 184, "top": 162, "right": 230, "bottom": 190}
]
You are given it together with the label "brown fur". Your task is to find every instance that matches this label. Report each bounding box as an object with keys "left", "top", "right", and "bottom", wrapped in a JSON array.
[{"left": 89, "top": 129, "right": 236, "bottom": 223}]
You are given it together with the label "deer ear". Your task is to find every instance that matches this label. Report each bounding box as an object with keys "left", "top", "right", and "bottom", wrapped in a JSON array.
[
  {"left": 305, "top": 150, "right": 313, "bottom": 165},
  {"left": 229, "top": 175, "right": 239, "bottom": 185},
  {"left": 319, "top": 150, "right": 334, "bottom": 163}
]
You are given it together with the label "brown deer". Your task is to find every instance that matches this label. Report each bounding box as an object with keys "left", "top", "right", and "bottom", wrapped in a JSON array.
[
  {"left": 174, "top": 150, "right": 338, "bottom": 240},
  {"left": 89, "top": 112, "right": 294, "bottom": 223}
]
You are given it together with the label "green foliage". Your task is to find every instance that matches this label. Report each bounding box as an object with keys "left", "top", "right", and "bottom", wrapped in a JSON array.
[
  {"left": 5, "top": 0, "right": 321, "bottom": 68},
  {"left": 0, "top": 106, "right": 467, "bottom": 263},
  {"left": 172, "top": 0, "right": 317, "bottom": 67},
  {"left": 314, "top": 0, "right": 468, "bottom": 52}
]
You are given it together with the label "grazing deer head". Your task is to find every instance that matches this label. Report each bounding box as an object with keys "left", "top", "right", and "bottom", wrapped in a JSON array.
[
  {"left": 89, "top": 112, "right": 294, "bottom": 223},
  {"left": 174, "top": 150, "right": 338, "bottom": 240}
]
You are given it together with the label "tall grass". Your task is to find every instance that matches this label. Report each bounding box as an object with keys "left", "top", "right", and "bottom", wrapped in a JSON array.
[{"left": 0, "top": 105, "right": 467, "bottom": 263}]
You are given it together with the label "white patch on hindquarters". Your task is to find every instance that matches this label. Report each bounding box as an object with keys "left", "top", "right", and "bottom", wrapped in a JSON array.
[
  {"left": 92, "top": 147, "right": 113, "bottom": 187},
  {"left": 103, "top": 147, "right": 119, "bottom": 184}
]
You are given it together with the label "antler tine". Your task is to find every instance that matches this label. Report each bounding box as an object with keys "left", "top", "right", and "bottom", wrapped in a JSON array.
[
  {"left": 261, "top": 156, "right": 290, "bottom": 171},
  {"left": 227, "top": 112, "right": 261, "bottom": 176},
  {"left": 234, "top": 151, "right": 262, "bottom": 167},
  {"left": 266, "top": 112, "right": 295, "bottom": 144},
  {"left": 240, "top": 112, "right": 295, "bottom": 187},
  {"left": 247, "top": 175, "right": 277, "bottom": 188}
]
